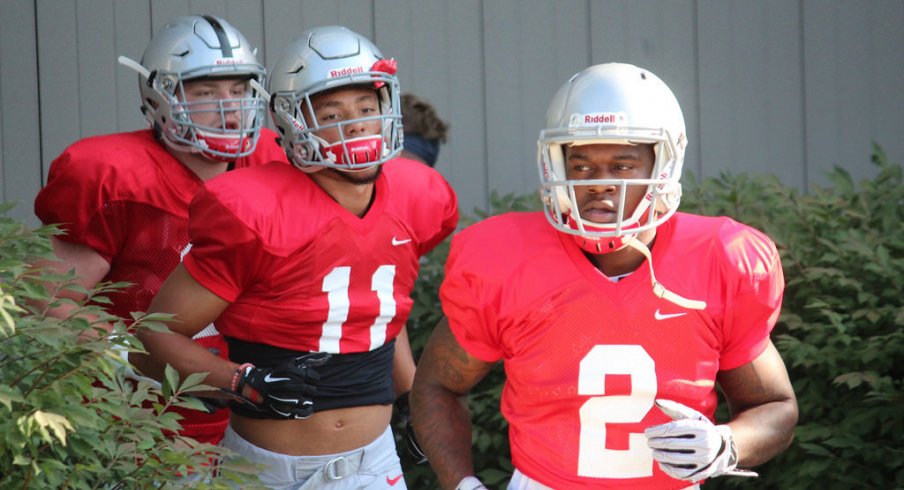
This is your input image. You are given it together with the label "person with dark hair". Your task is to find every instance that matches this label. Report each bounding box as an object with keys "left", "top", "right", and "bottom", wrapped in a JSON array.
[{"left": 401, "top": 93, "right": 449, "bottom": 167}]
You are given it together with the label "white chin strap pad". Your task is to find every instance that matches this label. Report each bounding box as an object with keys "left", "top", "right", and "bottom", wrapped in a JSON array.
[{"left": 624, "top": 236, "right": 707, "bottom": 310}]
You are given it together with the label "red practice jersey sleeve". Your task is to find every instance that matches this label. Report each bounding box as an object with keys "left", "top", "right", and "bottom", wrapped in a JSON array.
[
  {"left": 184, "top": 157, "right": 458, "bottom": 354},
  {"left": 440, "top": 212, "right": 783, "bottom": 489}
]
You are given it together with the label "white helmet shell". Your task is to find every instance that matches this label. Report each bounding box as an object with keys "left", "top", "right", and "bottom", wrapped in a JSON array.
[{"left": 268, "top": 25, "right": 402, "bottom": 171}]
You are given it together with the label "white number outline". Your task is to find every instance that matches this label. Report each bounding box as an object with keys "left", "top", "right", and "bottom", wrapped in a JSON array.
[
  {"left": 319, "top": 265, "right": 397, "bottom": 352},
  {"left": 577, "top": 345, "right": 657, "bottom": 479}
]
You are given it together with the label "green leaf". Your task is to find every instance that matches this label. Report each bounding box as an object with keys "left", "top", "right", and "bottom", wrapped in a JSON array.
[{"left": 163, "top": 364, "right": 180, "bottom": 400}]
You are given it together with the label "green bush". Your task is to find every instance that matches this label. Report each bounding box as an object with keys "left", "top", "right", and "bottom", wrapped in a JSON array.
[
  {"left": 686, "top": 146, "right": 904, "bottom": 489},
  {"left": 401, "top": 147, "right": 903, "bottom": 489},
  {"left": 0, "top": 204, "right": 261, "bottom": 489}
]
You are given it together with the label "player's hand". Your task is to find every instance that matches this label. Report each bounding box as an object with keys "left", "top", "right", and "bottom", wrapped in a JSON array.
[
  {"left": 239, "top": 352, "right": 331, "bottom": 419},
  {"left": 393, "top": 391, "right": 428, "bottom": 465},
  {"left": 644, "top": 399, "right": 758, "bottom": 482}
]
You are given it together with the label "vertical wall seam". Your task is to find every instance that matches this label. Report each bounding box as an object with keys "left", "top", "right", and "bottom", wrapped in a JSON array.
[
  {"left": 480, "top": 0, "right": 489, "bottom": 211},
  {"left": 33, "top": 0, "right": 45, "bottom": 185},
  {"left": 799, "top": 0, "right": 808, "bottom": 191},
  {"left": 586, "top": 0, "right": 592, "bottom": 64},
  {"left": 693, "top": 0, "right": 703, "bottom": 179}
]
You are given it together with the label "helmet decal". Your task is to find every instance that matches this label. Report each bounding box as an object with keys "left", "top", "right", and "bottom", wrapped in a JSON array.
[{"left": 201, "top": 15, "right": 234, "bottom": 57}]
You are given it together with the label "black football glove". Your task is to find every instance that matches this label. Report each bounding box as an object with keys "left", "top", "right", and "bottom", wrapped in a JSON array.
[
  {"left": 236, "top": 352, "right": 331, "bottom": 419},
  {"left": 394, "top": 391, "right": 428, "bottom": 465}
]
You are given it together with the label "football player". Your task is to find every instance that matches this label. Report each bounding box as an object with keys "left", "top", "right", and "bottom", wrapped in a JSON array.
[
  {"left": 411, "top": 63, "right": 798, "bottom": 489},
  {"left": 135, "top": 26, "right": 458, "bottom": 488},
  {"left": 33, "top": 14, "right": 286, "bottom": 446}
]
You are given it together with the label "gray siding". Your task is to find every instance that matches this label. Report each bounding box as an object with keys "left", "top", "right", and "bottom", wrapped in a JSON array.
[{"left": 2, "top": 0, "right": 902, "bottom": 227}]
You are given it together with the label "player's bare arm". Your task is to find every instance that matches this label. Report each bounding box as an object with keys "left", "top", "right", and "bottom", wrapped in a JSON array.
[
  {"left": 717, "top": 340, "right": 798, "bottom": 467},
  {"left": 32, "top": 238, "right": 112, "bottom": 339},
  {"left": 393, "top": 327, "right": 417, "bottom": 396},
  {"left": 133, "top": 264, "right": 237, "bottom": 395},
  {"left": 411, "top": 318, "right": 495, "bottom": 489}
]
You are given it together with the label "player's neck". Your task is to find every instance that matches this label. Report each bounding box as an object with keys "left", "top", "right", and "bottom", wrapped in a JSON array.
[
  {"left": 309, "top": 170, "right": 377, "bottom": 218},
  {"left": 173, "top": 151, "right": 229, "bottom": 182},
  {"left": 585, "top": 229, "right": 657, "bottom": 277}
]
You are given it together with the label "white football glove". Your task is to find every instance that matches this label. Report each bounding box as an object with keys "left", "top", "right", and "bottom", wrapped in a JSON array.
[
  {"left": 455, "top": 476, "right": 488, "bottom": 490},
  {"left": 644, "top": 399, "right": 758, "bottom": 482}
]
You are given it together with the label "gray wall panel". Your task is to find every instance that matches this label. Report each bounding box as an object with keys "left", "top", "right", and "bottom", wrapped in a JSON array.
[
  {"left": 871, "top": 1, "right": 904, "bottom": 173},
  {"left": 150, "top": 0, "right": 190, "bottom": 30},
  {"left": 77, "top": 1, "right": 119, "bottom": 139},
  {"left": 36, "top": 0, "right": 80, "bottom": 184},
  {"left": 4, "top": 0, "right": 903, "bottom": 227},
  {"left": 263, "top": 0, "right": 306, "bottom": 72},
  {"left": 698, "top": 0, "right": 804, "bottom": 187},
  {"left": 482, "top": 0, "right": 528, "bottom": 199},
  {"left": 114, "top": 0, "right": 152, "bottom": 133},
  {"left": 803, "top": 1, "right": 902, "bottom": 188},
  {"left": 0, "top": 0, "right": 42, "bottom": 226},
  {"left": 299, "top": 0, "right": 374, "bottom": 39},
  {"left": 440, "top": 0, "right": 488, "bottom": 214}
]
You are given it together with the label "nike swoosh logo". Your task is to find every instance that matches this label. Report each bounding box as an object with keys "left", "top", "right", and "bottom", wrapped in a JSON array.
[
  {"left": 386, "top": 474, "right": 403, "bottom": 486},
  {"left": 263, "top": 373, "right": 290, "bottom": 383},
  {"left": 392, "top": 237, "right": 412, "bottom": 246},
  {"left": 654, "top": 309, "right": 687, "bottom": 320},
  {"left": 179, "top": 242, "right": 193, "bottom": 260}
]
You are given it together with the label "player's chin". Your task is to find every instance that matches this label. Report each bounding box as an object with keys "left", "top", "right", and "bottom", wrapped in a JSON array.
[{"left": 334, "top": 165, "right": 382, "bottom": 185}]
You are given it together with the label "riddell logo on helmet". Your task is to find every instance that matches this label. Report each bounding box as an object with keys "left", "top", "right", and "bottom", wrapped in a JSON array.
[
  {"left": 215, "top": 58, "right": 244, "bottom": 65},
  {"left": 329, "top": 66, "right": 365, "bottom": 78},
  {"left": 582, "top": 112, "right": 628, "bottom": 125}
]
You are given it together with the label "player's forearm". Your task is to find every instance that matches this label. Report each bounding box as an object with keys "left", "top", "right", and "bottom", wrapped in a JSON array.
[
  {"left": 392, "top": 328, "right": 416, "bottom": 396},
  {"left": 133, "top": 329, "right": 237, "bottom": 396},
  {"left": 410, "top": 385, "right": 476, "bottom": 489},
  {"left": 30, "top": 253, "right": 114, "bottom": 341},
  {"left": 727, "top": 398, "right": 798, "bottom": 467},
  {"left": 42, "top": 303, "right": 114, "bottom": 341},
  {"left": 27, "top": 295, "right": 115, "bottom": 342}
]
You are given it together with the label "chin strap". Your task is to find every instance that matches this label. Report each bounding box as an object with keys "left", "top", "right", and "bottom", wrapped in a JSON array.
[{"left": 623, "top": 236, "right": 707, "bottom": 310}]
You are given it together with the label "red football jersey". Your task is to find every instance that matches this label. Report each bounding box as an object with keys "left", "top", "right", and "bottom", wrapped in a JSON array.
[
  {"left": 183, "top": 157, "right": 458, "bottom": 353},
  {"left": 441, "top": 212, "right": 784, "bottom": 489},
  {"left": 34, "top": 128, "right": 287, "bottom": 443}
]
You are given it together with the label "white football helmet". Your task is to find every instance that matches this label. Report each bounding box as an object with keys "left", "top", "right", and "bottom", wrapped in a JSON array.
[
  {"left": 268, "top": 25, "right": 402, "bottom": 171},
  {"left": 123, "top": 15, "right": 266, "bottom": 161},
  {"left": 538, "top": 63, "right": 687, "bottom": 254}
]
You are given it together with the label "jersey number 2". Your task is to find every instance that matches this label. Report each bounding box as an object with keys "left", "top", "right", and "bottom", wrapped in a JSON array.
[
  {"left": 578, "top": 345, "right": 656, "bottom": 478},
  {"left": 320, "top": 265, "right": 397, "bottom": 352}
]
